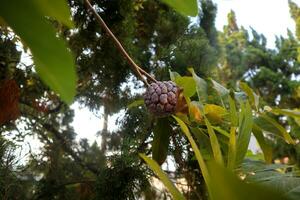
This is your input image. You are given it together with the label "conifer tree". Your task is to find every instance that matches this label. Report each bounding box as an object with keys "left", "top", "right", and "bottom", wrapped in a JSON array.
[{"left": 0, "top": 0, "right": 219, "bottom": 199}]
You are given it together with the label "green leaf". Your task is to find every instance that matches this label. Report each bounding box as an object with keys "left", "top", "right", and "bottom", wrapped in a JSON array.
[
  {"left": 269, "top": 108, "right": 300, "bottom": 126},
  {"left": 189, "top": 68, "right": 207, "bottom": 102},
  {"left": 204, "top": 118, "right": 224, "bottom": 166},
  {"left": 208, "top": 162, "right": 287, "bottom": 200},
  {"left": 245, "top": 150, "right": 264, "bottom": 161},
  {"left": 255, "top": 114, "right": 295, "bottom": 145},
  {"left": 270, "top": 108, "right": 300, "bottom": 118},
  {"left": 152, "top": 118, "right": 172, "bottom": 165},
  {"left": 127, "top": 99, "right": 144, "bottom": 109},
  {"left": 235, "top": 101, "right": 253, "bottom": 167},
  {"left": 190, "top": 127, "right": 213, "bottom": 160},
  {"left": 229, "top": 94, "right": 238, "bottom": 127},
  {"left": 161, "top": 0, "right": 198, "bottom": 17},
  {"left": 227, "top": 127, "right": 237, "bottom": 169},
  {"left": 211, "top": 126, "right": 230, "bottom": 138},
  {"left": 32, "top": 0, "right": 74, "bottom": 27},
  {"left": 173, "top": 116, "right": 212, "bottom": 194},
  {"left": 241, "top": 160, "right": 289, "bottom": 173},
  {"left": 285, "top": 185, "right": 300, "bottom": 200},
  {"left": 210, "top": 79, "right": 229, "bottom": 97},
  {"left": 252, "top": 124, "right": 273, "bottom": 163},
  {"left": 174, "top": 76, "right": 196, "bottom": 98},
  {"left": 169, "top": 70, "right": 181, "bottom": 82},
  {"left": 234, "top": 91, "right": 247, "bottom": 102},
  {"left": 0, "top": 0, "right": 77, "bottom": 104},
  {"left": 227, "top": 94, "right": 238, "bottom": 169},
  {"left": 139, "top": 154, "right": 185, "bottom": 200},
  {"left": 239, "top": 82, "right": 259, "bottom": 110},
  {"left": 240, "top": 160, "right": 300, "bottom": 199}
]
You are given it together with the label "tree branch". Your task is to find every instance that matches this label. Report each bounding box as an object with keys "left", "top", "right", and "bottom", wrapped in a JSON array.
[
  {"left": 42, "top": 123, "right": 99, "bottom": 174},
  {"left": 84, "top": 0, "right": 157, "bottom": 86}
]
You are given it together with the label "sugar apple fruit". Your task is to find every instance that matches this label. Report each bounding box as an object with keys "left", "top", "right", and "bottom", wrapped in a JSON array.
[{"left": 144, "top": 81, "right": 180, "bottom": 116}]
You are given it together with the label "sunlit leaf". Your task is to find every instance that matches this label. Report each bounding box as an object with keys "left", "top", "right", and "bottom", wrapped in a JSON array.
[
  {"left": 169, "top": 69, "right": 181, "bottom": 82},
  {"left": 227, "top": 94, "right": 238, "bottom": 168},
  {"left": 239, "top": 82, "right": 259, "bottom": 110},
  {"left": 174, "top": 76, "right": 196, "bottom": 98},
  {"left": 175, "top": 112, "right": 191, "bottom": 125},
  {"left": 189, "top": 101, "right": 203, "bottom": 123},
  {"left": 205, "top": 118, "right": 224, "bottom": 166},
  {"left": 269, "top": 108, "right": 300, "bottom": 126},
  {"left": 210, "top": 79, "right": 229, "bottom": 97},
  {"left": 229, "top": 93, "right": 238, "bottom": 127},
  {"left": 173, "top": 116, "right": 212, "bottom": 195},
  {"left": 189, "top": 68, "right": 207, "bottom": 102},
  {"left": 152, "top": 118, "right": 172, "bottom": 165},
  {"left": 0, "top": 0, "right": 77, "bottom": 104},
  {"left": 270, "top": 108, "right": 300, "bottom": 118},
  {"left": 161, "top": 0, "right": 198, "bottom": 17},
  {"left": 227, "top": 127, "right": 237, "bottom": 169},
  {"left": 204, "top": 104, "right": 228, "bottom": 124},
  {"left": 139, "top": 154, "right": 186, "bottom": 200},
  {"left": 245, "top": 150, "right": 264, "bottom": 161}
]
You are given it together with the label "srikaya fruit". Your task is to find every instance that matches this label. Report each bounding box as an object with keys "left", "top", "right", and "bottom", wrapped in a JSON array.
[{"left": 144, "top": 81, "right": 180, "bottom": 117}]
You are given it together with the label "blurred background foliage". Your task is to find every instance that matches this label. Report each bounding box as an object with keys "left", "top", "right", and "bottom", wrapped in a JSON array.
[{"left": 1, "top": 0, "right": 300, "bottom": 199}]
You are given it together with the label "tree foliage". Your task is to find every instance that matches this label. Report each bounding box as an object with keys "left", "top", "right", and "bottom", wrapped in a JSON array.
[{"left": 1, "top": 0, "right": 300, "bottom": 199}]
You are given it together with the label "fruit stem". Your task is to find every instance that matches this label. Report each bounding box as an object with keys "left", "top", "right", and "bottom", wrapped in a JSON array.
[{"left": 84, "top": 0, "right": 158, "bottom": 86}]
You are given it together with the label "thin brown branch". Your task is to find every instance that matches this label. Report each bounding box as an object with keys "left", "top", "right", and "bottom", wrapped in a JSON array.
[
  {"left": 84, "top": 0, "right": 157, "bottom": 86},
  {"left": 58, "top": 179, "right": 96, "bottom": 187},
  {"left": 138, "top": 67, "right": 157, "bottom": 83}
]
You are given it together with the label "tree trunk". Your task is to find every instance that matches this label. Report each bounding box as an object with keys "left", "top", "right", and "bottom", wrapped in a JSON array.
[{"left": 101, "top": 106, "right": 109, "bottom": 153}]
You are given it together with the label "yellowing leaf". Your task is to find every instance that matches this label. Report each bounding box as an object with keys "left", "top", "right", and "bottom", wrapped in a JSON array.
[
  {"left": 204, "top": 104, "right": 228, "bottom": 124},
  {"left": 227, "top": 127, "right": 237, "bottom": 169},
  {"left": 189, "top": 101, "right": 203, "bottom": 123}
]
